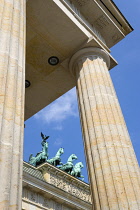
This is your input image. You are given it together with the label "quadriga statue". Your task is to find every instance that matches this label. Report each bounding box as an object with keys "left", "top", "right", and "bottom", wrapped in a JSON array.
[
  {"left": 47, "top": 147, "right": 64, "bottom": 166},
  {"left": 58, "top": 154, "right": 77, "bottom": 174},
  {"left": 71, "top": 162, "right": 84, "bottom": 181},
  {"left": 29, "top": 132, "right": 49, "bottom": 167}
]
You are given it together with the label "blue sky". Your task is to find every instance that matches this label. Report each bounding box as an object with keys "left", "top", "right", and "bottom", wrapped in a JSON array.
[{"left": 24, "top": 1, "right": 140, "bottom": 183}]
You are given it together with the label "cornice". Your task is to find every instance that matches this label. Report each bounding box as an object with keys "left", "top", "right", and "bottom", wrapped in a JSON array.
[{"left": 23, "top": 161, "right": 91, "bottom": 207}]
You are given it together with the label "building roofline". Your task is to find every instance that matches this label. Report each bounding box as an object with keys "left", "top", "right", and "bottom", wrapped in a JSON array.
[
  {"left": 98, "top": 0, "right": 133, "bottom": 35},
  {"left": 110, "top": 0, "right": 133, "bottom": 31}
]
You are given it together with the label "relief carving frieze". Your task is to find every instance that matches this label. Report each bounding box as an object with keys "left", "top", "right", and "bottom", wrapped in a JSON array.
[
  {"left": 50, "top": 174, "right": 91, "bottom": 203},
  {"left": 22, "top": 187, "right": 73, "bottom": 210},
  {"left": 94, "top": 15, "right": 110, "bottom": 29},
  {"left": 55, "top": 203, "right": 62, "bottom": 210},
  {"left": 23, "top": 188, "right": 50, "bottom": 209},
  {"left": 74, "top": 0, "right": 90, "bottom": 7},
  {"left": 63, "top": 0, "right": 105, "bottom": 44},
  {"left": 43, "top": 198, "right": 49, "bottom": 208},
  {"left": 112, "top": 34, "right": 121, "bottom": 43}
]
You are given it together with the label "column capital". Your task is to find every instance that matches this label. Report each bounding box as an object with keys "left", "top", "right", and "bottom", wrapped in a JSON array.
[{"left": 69, "top": 47, "right": 110, "bottom": 75}]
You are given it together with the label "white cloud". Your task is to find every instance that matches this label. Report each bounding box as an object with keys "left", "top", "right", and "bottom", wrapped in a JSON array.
[
  {"left": 34, "top": 88, "right": 78, "bottom": 125},
  {"left": 53, "top": 125, "right": 63, "bottom": 131},
  {"left": 54, "top": 138, "right": 63, "bottom": 146}
]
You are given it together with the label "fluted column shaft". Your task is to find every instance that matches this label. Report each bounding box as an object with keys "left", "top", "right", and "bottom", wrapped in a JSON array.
[
  {"left": 0, "top": 0, "right": 26, "bottom": 209},
  {"left": 69, "top": 48, "right": 140, "bottom": 210}
]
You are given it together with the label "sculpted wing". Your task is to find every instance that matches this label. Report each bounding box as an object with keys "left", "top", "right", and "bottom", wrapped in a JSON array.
[
  {"left": 41, "top": 132, "right": 49, "bottom": 140},
  {"left": 41, "top": 132, "right": 44, "bottom": 139}
]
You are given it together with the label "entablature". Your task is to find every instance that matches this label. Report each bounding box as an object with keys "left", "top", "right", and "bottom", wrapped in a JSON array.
[
  {"left": 23, "top": 162, "right": 92, "bottom": 210},
  {"left": 25, "top": 0, "right": 132, "bottom": 120}
]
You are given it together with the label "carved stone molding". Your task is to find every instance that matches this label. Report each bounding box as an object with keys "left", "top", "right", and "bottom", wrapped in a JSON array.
[
  {"left": 62, "top": 0, "right": 105, "bottom": 44},
  {"left": 73, "top": 0, "right": 90, "bottom": 7},
  {"left": 50, "top": 174, "right": 91, "bottom": 203},
  {"left": 22, "top": 187, "right": 81, "bottom": 210},
  {"left": 23, "top": 162, "right": 91, "bottom": 205},
  {"left": 23, "top": 188, "right": 50, "bottom": 209}
]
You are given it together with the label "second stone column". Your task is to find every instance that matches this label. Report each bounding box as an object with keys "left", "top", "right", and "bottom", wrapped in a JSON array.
[
  {"left": 0, "top": 0, "right": 26, "bottom": 209},
  {"left": 69, "top": 47, "right": 140, "bottom": 210}
]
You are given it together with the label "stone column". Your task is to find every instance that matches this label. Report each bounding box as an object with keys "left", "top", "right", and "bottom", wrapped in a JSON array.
[
  {"left": 69, "top": 48, "right": 140, "bottom": 210},
  {"left": 0, "top": 0, "right": 26, "bottom": 209}
]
